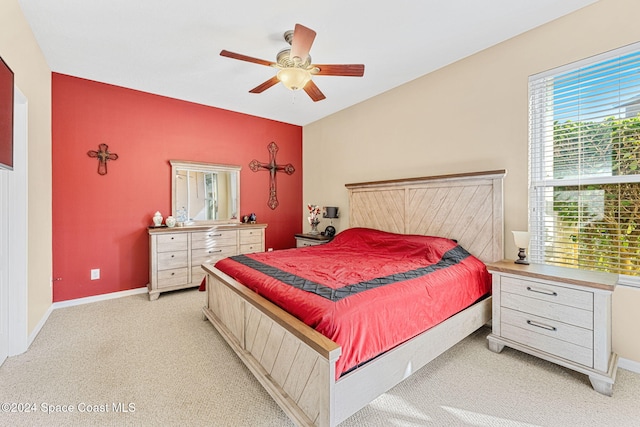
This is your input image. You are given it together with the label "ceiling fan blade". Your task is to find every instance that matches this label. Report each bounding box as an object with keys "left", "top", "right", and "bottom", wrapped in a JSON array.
[
  {"left": 313, "top": 64, "right": 365, "bottom": 77},
  {"left": 303, "top": 80, "right": 326, "bottom": 102},
  {"left": 249, "top": 76, "right": 280, "bottom": 94},
  {"left": 290, "top": 24, "right": 316, "bottom": 63},
  {"left": 220, "top": 50, "right": 275, "bottom": 67}
]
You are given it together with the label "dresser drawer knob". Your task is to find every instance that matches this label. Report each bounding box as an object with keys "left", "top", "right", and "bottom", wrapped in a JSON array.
[
  {"left": 526, "top": 319, "right": 557, "bottom": 331},
  {"left": 526, "top": 286, "right": 557, "bottom": 297},
  {"left": 171, "top": 255, "right": 175, "bottom": 258}
]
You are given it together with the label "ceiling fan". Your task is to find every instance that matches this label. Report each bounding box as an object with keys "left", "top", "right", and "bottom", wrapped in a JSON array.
[{"left": 220, "top": 24, "right": 365, "bottom": 102}]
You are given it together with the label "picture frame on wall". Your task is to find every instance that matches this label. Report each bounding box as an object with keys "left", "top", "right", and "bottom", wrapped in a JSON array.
[{"left": 0, "top": 55, "right": 14, "bottom": 171}]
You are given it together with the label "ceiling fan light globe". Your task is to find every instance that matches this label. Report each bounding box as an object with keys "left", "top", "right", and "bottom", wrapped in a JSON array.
[{"left": 277, "top": 67, "right": 311, "bottom": 91}]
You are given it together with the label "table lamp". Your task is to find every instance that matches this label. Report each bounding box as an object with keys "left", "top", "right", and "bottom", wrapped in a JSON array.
[
  {"left": 512, "top": 231, "right": 531, "bottom": 265},
  {"left": 323, "top": 206, "right": 339, "bottom": 237}
]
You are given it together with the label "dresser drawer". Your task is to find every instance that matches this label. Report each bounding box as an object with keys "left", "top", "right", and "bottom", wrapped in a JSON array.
[
  {"left": 501, "top": 276, "right": 593, "bottom": 311},
  {"left": 157, "top": 251, "right": 188, "bottom": 270},
  {"left": 192, "top": 246, "right": 236, "bottom": 265},
  {"left": 501, "top": 322, "right": 593, "bottom": 367},
  {"left": 240, "top": 229, "right": 263, "bottom": 244},
  {"left": 157, "top": 268, "right": 189, "bottom": 288},
  {"left": 501, "top": 307, "right": 593, "bottom": 349},
  {"left": 157, "top": 233, "right": 188, "bottom": 252},
  {"left": 240, "top": 243, "right": 262, "bottom": 254},
  {"left": 297, "top": 239, "right": 322, "bottom": 247},
  {"left": 192, "top": 230, "right": 237, "bottom": 249},
  {"left": 501, "top": 291, "right": 593, "bottom": 330}
]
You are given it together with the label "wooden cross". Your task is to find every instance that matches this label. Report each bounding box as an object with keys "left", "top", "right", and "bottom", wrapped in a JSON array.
[
  {"left": 249, "top": 141, "right": 295, "bottom": 210},
  {"left": 87, "top": 143, "right": 118, "bottom": 175}
]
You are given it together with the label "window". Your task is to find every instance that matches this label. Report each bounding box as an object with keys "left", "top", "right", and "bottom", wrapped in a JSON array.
[{"left": 529, "top": 43, "right": 640, "bottom": 284}]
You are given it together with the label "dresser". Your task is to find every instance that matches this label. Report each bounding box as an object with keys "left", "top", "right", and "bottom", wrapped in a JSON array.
[
  {"left": 486, "top": 261, "right": 618, "bottom": 396},
  {"left": 148, "top": 223, "right": 266, "bottom": 300}
]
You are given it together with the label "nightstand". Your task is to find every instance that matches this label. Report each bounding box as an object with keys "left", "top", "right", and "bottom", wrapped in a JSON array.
[
  {"left": 486, "top": 260, "right": 618, "bottom": 396},
  {"left": 294, "top": 233, "right": 332, "bottom": 248}
]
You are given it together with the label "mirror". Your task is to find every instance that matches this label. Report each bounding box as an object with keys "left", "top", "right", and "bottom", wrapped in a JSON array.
[{"left": 170, "top": 160, "right": 241, "bottom": 225}]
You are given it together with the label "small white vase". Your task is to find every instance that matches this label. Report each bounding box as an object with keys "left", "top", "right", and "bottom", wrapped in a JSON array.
[
  {"left": 309, "top": 220, "right": 320, "bottom": 235},
  {"left": 153, "top": 211, "right": 163, "bottom": 227},
  {"left": 165, "top": 216, "right": 176, "bottom": 228}
]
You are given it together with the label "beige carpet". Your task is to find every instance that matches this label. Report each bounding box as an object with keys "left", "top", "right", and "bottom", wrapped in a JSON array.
[{"left": 0, "top": 288, "right": 638, "bottom": 426}]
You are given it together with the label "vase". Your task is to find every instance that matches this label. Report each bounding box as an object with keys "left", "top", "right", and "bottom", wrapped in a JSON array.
[
  {"left": 153, "top": 211, "right": 163, "bottom": 227},
  {"left": 166, "top": 216, "right": 176, "bottom": 228},
  {"left": 309, "top": 220, "right": 320, "bottom": 235}
]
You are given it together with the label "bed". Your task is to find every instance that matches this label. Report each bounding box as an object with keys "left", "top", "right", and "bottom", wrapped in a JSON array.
[{"left": 201, "top": 169, "right": 506, "bottom": 426}]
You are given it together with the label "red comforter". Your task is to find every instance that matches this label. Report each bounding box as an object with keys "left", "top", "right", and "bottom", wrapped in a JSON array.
[{"left": 214, "top": 227, "right": 491, "bottom": 378}]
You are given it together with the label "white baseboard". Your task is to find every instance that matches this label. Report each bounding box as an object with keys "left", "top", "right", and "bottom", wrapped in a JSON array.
[
  {"left": 26, "top": 304, "right": 54, "bottom": 352},
  {"left": 52, "top": 287, "right": 148, "bottom": 310},
  {"left": 618, "top": 357, "right": 640, "bottom": 374},
  {"left": 27, "top": 287, "right": 148, "bottom": 348}
]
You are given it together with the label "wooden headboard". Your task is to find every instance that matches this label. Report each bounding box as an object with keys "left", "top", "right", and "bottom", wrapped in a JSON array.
[{"left": 345, "top": 170, "right": 506, "bottom": 263}]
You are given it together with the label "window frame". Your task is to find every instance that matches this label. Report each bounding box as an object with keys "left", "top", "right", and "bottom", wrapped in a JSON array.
[{"left": 528, "top": 42, "right": 640, "bottom": 287}]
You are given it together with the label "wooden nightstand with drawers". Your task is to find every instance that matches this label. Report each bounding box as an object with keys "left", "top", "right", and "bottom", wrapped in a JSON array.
[{"left": 486, "top": 260, "right": 618, "bottom": 396}]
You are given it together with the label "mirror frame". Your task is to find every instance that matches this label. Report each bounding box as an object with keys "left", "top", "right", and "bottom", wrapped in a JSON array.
[{"left": 170, "top": 160, "right": 241, "bottom": 225}]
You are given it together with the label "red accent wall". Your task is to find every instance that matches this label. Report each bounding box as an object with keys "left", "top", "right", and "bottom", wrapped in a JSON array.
[{"left": 52, "top": 73, "right": 302, "bottom": 302}]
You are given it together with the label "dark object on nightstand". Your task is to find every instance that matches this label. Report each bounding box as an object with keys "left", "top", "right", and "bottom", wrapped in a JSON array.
[{"left": 324, "top": 225, "right": 336, "bottom": 238}]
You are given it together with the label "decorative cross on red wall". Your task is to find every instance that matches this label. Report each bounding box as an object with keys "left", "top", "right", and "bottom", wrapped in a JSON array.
[
  {"left": 87, "top": 143, "right": 118, "bottom": 175},
  {"left": 249, "top": 141, "right": 295, "bottom": 210}
]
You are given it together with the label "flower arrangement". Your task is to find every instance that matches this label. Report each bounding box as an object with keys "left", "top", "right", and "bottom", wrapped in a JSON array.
[{"left": 307, "top": 204, "right": 321, "bottom": 234}]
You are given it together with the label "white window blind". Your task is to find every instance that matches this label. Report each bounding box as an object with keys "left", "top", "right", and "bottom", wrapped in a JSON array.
[{"left": 529, "top": 43, "right": 640, "bottom": 280}]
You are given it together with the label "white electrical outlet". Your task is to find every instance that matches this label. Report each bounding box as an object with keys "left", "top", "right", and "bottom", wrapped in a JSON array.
[{"left": 90, "top": 269, "right": 100, "bottom": 280}]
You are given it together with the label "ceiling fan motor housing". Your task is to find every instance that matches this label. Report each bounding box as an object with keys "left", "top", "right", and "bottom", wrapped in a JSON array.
[{"left": 276, "top": 49, "right": 311, "bottom": 68}]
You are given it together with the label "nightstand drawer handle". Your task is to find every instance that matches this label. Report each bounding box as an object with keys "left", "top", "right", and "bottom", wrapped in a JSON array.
[
  {"left": 208, "top": 249, "right": 222, "bottom": 254},
  {"left": 526, "top": 286, "right": 557, "bottom": 296},
  {"left": 208, "top": 233, "right": 222, "bottom": 237},
  {"left": 527, "top": 320, "right": 557, "bottom": 331}
]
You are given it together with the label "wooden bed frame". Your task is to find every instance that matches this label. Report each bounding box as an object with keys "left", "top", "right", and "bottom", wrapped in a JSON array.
[{"left": 202, "top": 169, "right": 506, "bottom": 426}]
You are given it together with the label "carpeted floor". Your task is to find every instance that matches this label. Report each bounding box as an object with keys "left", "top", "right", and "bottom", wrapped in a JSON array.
[{"left": 0, "top": 288, "right": 638, "bottom": 426}]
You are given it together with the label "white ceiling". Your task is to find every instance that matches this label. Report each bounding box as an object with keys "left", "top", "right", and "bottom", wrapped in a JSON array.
[{"left": 19, "top": 0, "right": 597, "bottom": 126}]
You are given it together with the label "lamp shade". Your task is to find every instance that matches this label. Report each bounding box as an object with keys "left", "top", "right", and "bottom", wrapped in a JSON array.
[
  {"left": 323, "top": 206, "right": 339, "bottom": 219},
  {"left": 277, "top": 67, "right": 311, "bottom": 91},
  {"left": 512, "top": 231, "right": 531, "bottom": 248}
]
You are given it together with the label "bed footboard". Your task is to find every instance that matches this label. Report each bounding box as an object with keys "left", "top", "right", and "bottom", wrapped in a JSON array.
[
  {"left": 202, "top": 262, "right": 491, "bottom": 427},
  {"left": 202, "top": 263, "right": 342, "bottom": 427}
]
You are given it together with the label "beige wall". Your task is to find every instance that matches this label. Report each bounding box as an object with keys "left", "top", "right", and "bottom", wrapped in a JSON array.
[
  {"left": 303, "top": 0, "right": 640, "bottom": 364},
  {"left": 0, "top": 0, "right": 52, "bottom": 334}
]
